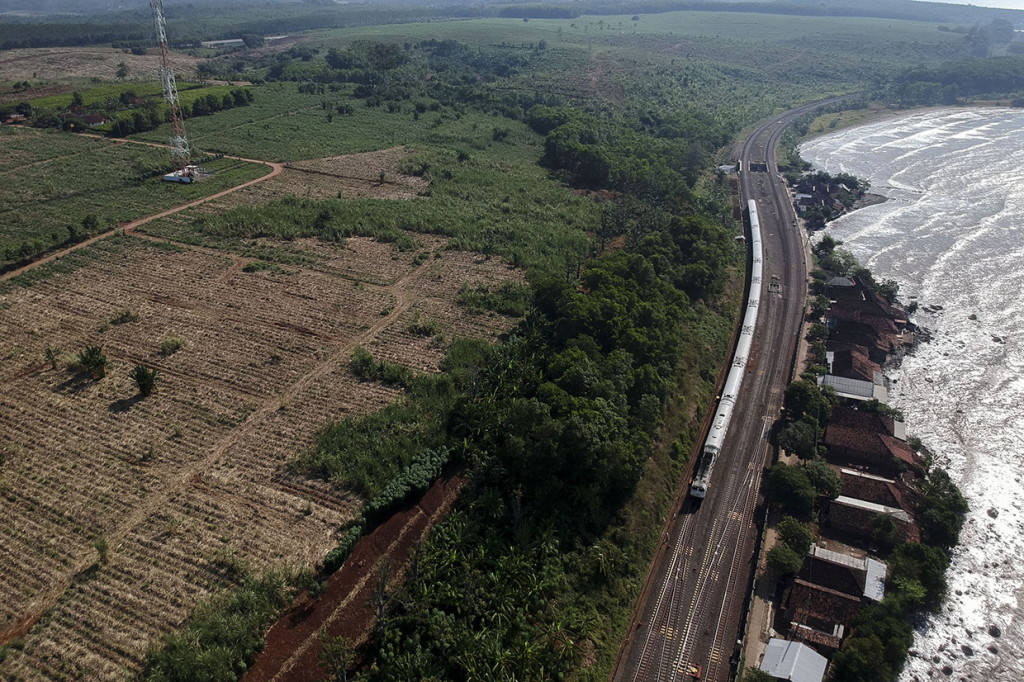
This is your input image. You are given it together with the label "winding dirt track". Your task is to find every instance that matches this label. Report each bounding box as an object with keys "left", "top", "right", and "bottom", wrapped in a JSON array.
[{"left": 0, "top": 138, "right": 282, "bottom": 283}]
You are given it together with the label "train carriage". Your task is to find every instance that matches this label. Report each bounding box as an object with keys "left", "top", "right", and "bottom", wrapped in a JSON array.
[{"left": 690, "top": 199, "right": 762, "bottom": 499}]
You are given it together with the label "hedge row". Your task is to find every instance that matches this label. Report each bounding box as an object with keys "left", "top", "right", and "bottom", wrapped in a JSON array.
[{"left": 320, "top": 446, "right": 453, "bottom": 575}]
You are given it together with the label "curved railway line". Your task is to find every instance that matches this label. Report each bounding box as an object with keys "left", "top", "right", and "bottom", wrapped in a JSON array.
[{"left": 613, "top": 97, "right": 850, "bottom": 682}]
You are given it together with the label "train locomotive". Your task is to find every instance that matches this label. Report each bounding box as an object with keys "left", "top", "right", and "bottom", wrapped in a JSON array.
[{"left": 690, "top": 199, "right": 763, "bottom": 499}]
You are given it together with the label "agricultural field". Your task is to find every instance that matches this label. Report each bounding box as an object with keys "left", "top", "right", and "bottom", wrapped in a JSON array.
[
  {"left": 0, "top": 127, "right": 269, "bottom": 271},
  {"left": 131, "top": 82, "right": 544, "bottom": 163},
  {"left": 0, "top": 47, "right": 201, "bottom": 85},
  {"left": 134, "top": 109, "right": 597, "bottom": 283},
  {"left": 0, "top": 221, "right": 523, "bottom": 677}
]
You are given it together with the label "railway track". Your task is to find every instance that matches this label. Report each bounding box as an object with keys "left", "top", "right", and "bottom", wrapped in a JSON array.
[{"left": 613, "top": 96, "right": 852, "bottom": 682}]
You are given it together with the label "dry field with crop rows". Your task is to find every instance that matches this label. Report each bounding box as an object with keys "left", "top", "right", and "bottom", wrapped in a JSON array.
[{"left": 0, "top": 224, "right": 523, "bottom": 678}]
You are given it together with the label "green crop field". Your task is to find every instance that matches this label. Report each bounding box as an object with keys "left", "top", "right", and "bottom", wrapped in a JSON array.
[
  {"left": 0, "top": 129, "right": 269, "bottom": 270},
  {"left": 132, "top": 83, "right": 539, "bottom": 162},
  {"left": 18, "top": 81, "right": 227, "bottom": 111},
  {"left": 0, "top": 126, "right": 109, "bottom": 171}
]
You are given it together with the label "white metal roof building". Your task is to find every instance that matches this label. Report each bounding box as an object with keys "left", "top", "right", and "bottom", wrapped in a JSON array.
[
  {"left": 817, "top": 374, "right": 888, "bottom": 403},
  {"left": 760, "top": 638, "right": 828, "bottom": 682}
]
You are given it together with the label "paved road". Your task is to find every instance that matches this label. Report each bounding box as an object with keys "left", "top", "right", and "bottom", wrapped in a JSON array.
[{"left": 612, "top": 98, "right": 846, "bottom": 682}]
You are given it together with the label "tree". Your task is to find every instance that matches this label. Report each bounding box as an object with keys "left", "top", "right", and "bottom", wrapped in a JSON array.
[
  {"left": 74, "top": 345, "right": 108, "bottom": 380},
  {"left": 876, "top": 278, "right": 899, "bottom": 304},
  {"left": 116, "top": 62, "right": 129, "bottom": 80},
  {"left": 71, "top": 91, "right": 84, "bottom": 108},
  {"left": 783, "top": 379, "right": 835, "bottom": 423},
  {"left": 831, "top": 634, "right": 892, "bottom": 682},
  {"left": 319, "top": 628, "right": 354, "bottom": 681},
  {"left": 766, "top": 543, "right": 803, "bottom": 576},
  {"left": 804, "top": 459, "right": 841, "bottom": 499},
  {"left": 741, "top": 667, "right": 774, "bottom": 682},
  {"left": 768, "top": 463, "right": 817, "bottom": 515},
  {"left": 820, "top": 247, "right": 858, "bottom": 276},
  {"left": 777, "top": 515, "right": 814, "bottom": 555},
  {"left": 917, "top": 467, "right": 968, "bottom": 549},
  {"left": 129, "top": 364, "right": 159, "bottom": 396},
  {"left": 810, "top": 294, "right": 831, "bottom": 318},
  {"left": 887, "top": 542, "right": 949, "bottom": 610},
  {"left": 871, "top": 513, "right": 899, "bottom": 552},
  {"left": 242, "top": 34, "right": 265, "bottom": 48},
  {"left": 778, "top": 420, "right": 818, "bottom": 459},
  {"left": 81, "top": 214, "right": 99, "bottom": 236}
]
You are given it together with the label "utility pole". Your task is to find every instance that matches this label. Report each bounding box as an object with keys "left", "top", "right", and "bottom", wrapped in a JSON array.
[{"left": 150, "top": 0, "right": 193, "bottom": 180}]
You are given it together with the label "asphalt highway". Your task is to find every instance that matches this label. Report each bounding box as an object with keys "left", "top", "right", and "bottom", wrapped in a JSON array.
[{"left": 612, "top": 98, "right": 847, "bottom": 682}]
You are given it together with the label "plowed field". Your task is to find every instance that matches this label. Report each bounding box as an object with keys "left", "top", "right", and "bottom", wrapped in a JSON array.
[{"left": 0, "top": 228, "right": 523, "bottom": 679}]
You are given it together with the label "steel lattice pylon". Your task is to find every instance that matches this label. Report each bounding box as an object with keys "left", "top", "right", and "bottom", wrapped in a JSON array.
[{"left": 150, "top": 0, "right": 191, "bottom": 172}]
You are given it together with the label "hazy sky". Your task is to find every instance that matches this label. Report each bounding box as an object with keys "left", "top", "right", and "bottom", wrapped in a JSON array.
[{"left": 912, "top": 0, "right": 1024, "bottom": 10}]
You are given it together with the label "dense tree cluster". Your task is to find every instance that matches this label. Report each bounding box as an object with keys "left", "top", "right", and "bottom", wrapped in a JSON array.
[{"left": 892, "top": 55, "right": 1024, "bottom": 105}]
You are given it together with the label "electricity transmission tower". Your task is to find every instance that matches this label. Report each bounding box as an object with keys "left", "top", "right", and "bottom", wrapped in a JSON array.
[{"left": 150, "top": 0, "right": 193, "bottom": 180}]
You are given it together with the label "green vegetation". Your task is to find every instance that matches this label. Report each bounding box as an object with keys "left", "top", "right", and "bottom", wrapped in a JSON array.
[
  {"left": 0, "top": 2, "right": 991, "bottom": 678},
  {"left": 129, "top": 364, "right": 160, "bottom": 396},
  {"left": 916, "top": 467, "right": 969, "bottom": 549},
  {"left": 92, "top": 535, "right": 108, "bottom": 565},
  {"left": 72, "top": 345, "right": 108, "bottom": 380},
  {"left": 803, "top": 459, "right": 841, "bottom": 499},
  {"left": 766, "top": 543, "right": 804, "bottom": 576},
  {"left": 767, "top": 462, "right": 817, "bottom": 516},
  {"left": 144, "top": 567, "right": 311, "bottom": 682},
  {"left": 0, "top": 133, "right": 269, "bottom": 272},
  {"left": 777, "top": 515, "right": 815, "bottom": 555},
  {"left": 892, "top": 55, "right": 1024, "bottom": 105},
  {"left": 322, "top": 524, "right": 364, "bottom": 575},
  {"left": 159, "top": 335, "right": 185, "bottom": 357},
  {"left": 458, "top": 280, "right": 532, "bottom": 317}
]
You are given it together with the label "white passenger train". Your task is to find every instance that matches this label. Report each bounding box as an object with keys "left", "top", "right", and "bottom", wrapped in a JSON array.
[{"left": 690, "top": 199, "right": 763, "bottom": 499}]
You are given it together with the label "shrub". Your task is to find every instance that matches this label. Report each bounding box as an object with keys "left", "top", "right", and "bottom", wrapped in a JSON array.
[
  {"left": 364, "top": 447, "right": 451, "bottom": 528},
  {"left": 44, "top": 344, "right": 61, "bottom": 370},
  {"left": 93, "top": 536, "right": 109, "bottom": 565},
  {"left": 130, "top": 364, "right": 160, "bottom": 396},
  {"left": 322, "top": 521, "right": 365, "bottom": 575},
  {"left": 73, "top": 345, "right": 108, "bottom": 379},
  {"left": 407, "top": 314, "right": 440, "bottom": 336},
  {"left": 159, "top": 335, "right": 185, "bottom": 356},
  {"left": 350, "top": 346, "right": 377, "bottom": 379},
  {"left": 110, "top": 308, "right": 139, "bottom": 325},
  {"left": 144, "top": 569, "right": 301, "bottom": 681},
  {"left": 349, "top": 346, "right": 414, "bottom": 387},
  {"left": 458, "top": 280, "right": 531, "bottom": 317}
]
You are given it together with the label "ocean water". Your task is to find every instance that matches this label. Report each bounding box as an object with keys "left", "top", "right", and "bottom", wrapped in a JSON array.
[{"left": 800, "top": 108, "right": 1024, "bottom": 681}]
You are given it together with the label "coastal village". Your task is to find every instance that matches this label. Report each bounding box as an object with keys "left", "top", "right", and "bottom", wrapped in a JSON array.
[{"left": 743, "top": 176, "right": 967, "bottom": 682}]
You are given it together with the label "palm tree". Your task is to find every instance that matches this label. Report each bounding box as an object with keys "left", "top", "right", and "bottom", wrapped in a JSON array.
[
  {"left": 75, "top": 345, "right": 108, "bottom": 380},
  {"left": 129, "top": 364, "right": 159, "bottom": 396}
]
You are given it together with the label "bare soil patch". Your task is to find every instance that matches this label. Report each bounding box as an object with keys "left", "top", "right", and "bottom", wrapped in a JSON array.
[
  {"left": 192, "top": 147, "right": 429, "bottom": 208},
  {"left": 0, "top": 230, "right": 522, "bottom": 679},
  {"left": 0, "top": 47, "right": 201, "bottom": 84}
]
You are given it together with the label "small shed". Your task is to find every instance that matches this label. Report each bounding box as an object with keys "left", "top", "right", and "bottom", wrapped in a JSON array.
[{"left": 760, "top": 638, "right": 827, "bottom": 682}]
